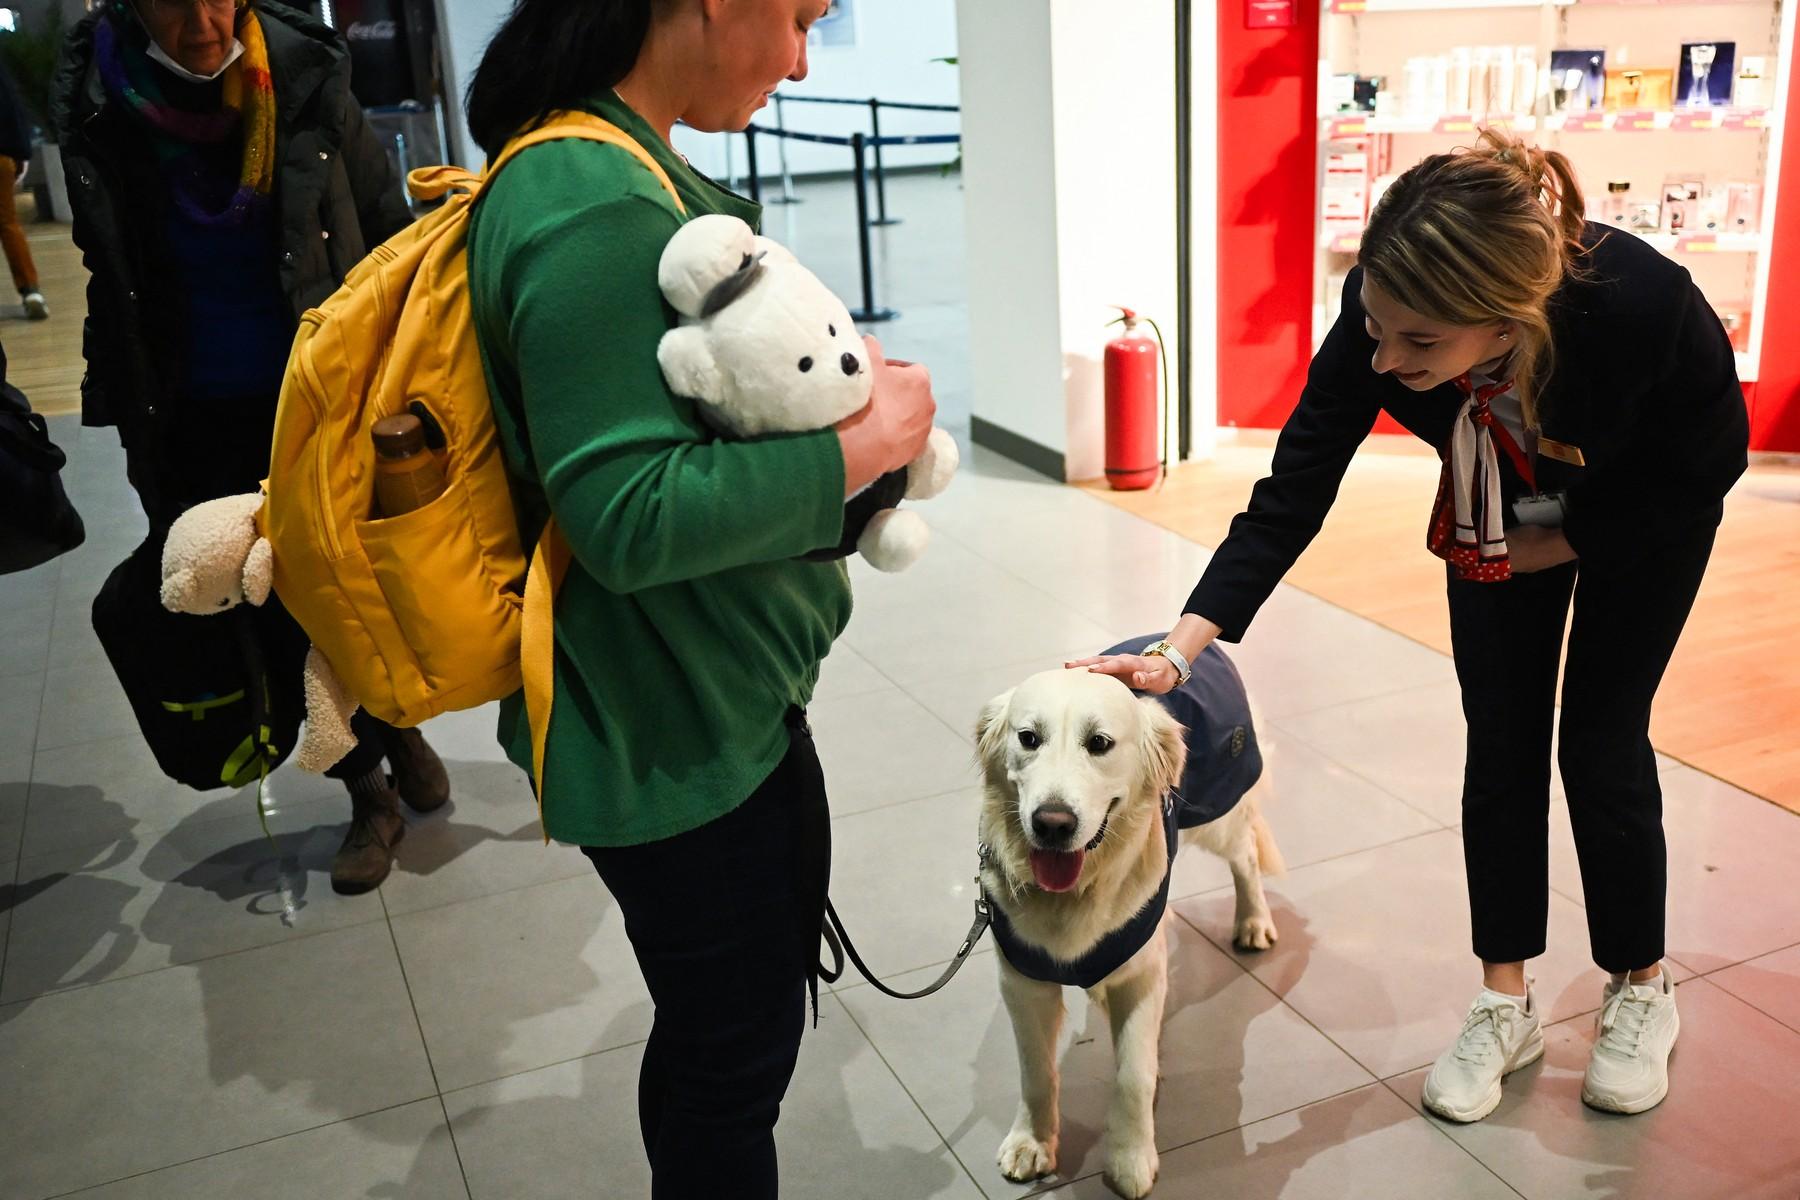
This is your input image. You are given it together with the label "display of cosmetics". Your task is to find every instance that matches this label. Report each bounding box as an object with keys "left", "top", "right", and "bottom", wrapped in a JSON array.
[
  {"left": 1389, "top": 43, "right": 1767, "bottom": 119},
  {"left": 1400, "top": 46, "right": 1537, "bottom": 118},
  {"left": 1598, "top": 177, "right": 1763, "bottom": 236}
]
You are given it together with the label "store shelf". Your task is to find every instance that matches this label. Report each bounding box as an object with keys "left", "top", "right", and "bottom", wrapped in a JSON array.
[
  {"left": 1631, "top": 231, "right": 1763, "bottom": 253},
  {"left": 1577, "top": 0, "right": 1770, "bottom": 7},
  {"left": 1554, "top": 108, "right": 1770, "bottom": 132},
  {"left": 1320, "top": 228, "right": 1762, "bottom": 255},
  {"left": 1307, "top": 315, "right": 1760, "bottom": 381},
  {"left": 1322, "top": 109, "right": 1771, "bottom": 138},
  {"left": 1314, "top": 0, "right": 1787, "bottom": 437},
  {"left": 1328, "top": 0, "right": 1571, "bottom": 12},
  {"left": 1331, "top": 0, "right": 1750, "bottom": 10}
]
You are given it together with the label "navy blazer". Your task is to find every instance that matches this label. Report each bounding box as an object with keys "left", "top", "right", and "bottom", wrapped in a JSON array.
[{"left": 1187, "top": 223, "right": 1750, "bottom": 641}]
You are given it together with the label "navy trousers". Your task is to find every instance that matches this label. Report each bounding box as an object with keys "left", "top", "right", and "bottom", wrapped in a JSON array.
[{"left": 1447, "top": 518, "right": 1717, "bottom": 973}]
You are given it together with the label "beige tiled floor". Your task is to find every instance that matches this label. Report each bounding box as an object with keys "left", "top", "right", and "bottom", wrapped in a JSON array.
[{"left": 4, "top": 174, "right": 1800, "bottom": 1199}]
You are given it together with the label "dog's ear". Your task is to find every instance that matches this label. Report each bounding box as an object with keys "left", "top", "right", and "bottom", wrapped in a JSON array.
[
  {"left": 973, "top": 689, "right": 1016, "bottom": 775},
  {"left": 1135, "top": 696, "right": 1188, "bottom": 800}
]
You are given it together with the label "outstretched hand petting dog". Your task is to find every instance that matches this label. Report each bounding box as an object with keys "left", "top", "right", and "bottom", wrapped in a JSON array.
[{"left": 1067, "top": 613, "right": 1225, "bottom": 694}]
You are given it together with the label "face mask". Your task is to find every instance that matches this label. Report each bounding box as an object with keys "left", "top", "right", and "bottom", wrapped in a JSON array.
[{"left": 146, "top": 36, "right": 245, "bottom": 83}]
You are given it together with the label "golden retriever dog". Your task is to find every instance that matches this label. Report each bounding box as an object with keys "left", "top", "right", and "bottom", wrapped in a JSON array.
[{"left": 973, "top": 644, "right": 1283, "bottom": 1198}]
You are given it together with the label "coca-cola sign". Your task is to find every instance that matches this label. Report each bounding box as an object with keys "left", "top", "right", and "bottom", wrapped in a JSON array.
[
  {"left": 333, "top": 0, "right": 415, "bottom": 106},
  {"left": 347, "top": 20, "right": 399, "bottom": 43}
]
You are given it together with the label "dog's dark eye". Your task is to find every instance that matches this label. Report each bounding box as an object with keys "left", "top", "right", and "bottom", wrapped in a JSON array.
[
  {"left": 828, "top": 324, "right": 837, "bottom": 337},
  {"left": 798, "top": 357, "right": 814, "bottom": 373},
  {"left": 1085, "top": 735, "right": 1114, "bottom": 756},
  {"left": 1017, "top": 729, "right": 1041, "bottom": 751}
]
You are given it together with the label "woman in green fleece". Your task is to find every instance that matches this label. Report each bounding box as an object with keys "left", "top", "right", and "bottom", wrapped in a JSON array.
[{"left": 465, "top": 2, "right": 936, "bottom": 1195}]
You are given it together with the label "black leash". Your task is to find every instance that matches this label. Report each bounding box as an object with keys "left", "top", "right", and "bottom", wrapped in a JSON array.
[{"left": 817, "top": 843, "right": 994, "bottom": 1001}]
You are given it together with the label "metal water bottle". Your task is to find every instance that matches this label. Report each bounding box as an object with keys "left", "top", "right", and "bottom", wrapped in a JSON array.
[{"left": 371, "top": 413, "right": 446, "bottom": 516}]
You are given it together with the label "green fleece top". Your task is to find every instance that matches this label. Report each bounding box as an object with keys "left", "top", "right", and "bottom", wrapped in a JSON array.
[{"left": 468, "top": 92, "right": 852, "bottom": 846}]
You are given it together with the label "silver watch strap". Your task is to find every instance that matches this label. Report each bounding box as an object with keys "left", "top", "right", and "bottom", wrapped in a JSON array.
[{"left": 1147, "top": 640, "right": 1192, "bottom": 685}]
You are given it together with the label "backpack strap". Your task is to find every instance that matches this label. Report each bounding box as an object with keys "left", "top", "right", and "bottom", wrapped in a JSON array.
[
  {"left": 484, "top": 110, "right": 688, "bottom": 218},
  {"left": 489, "top": 111, "right": 687, "bottom": 825}
]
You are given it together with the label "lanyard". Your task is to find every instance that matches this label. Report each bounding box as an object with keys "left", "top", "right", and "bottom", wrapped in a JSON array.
[{"left": 1456, "top": 374, "right": 1536, "bottom": 494}]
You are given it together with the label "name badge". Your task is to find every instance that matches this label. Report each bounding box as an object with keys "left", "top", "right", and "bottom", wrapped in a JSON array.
[{"left": 1537, "top": 437, "right": 1586, "bottom": 467}]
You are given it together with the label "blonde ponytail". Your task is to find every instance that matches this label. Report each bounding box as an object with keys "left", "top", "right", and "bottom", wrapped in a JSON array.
[
  {"left": 1359, "top": 127, "right": 1591, "bottom": 427},
  {"left": 1478, "top": 127, "right": 1587, "bottom": 252}
]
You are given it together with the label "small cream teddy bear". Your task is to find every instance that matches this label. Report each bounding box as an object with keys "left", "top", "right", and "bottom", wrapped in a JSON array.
[
  {"left": 657, "top": 213, "right": 957, "bottom": 572},
  {"left": 159, "top": 492, "right": 360, "bottom": 773}
]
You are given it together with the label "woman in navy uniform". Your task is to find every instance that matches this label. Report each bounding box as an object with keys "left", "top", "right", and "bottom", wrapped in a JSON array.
[{"left": 1077, "top": 128, "right": 1747, "bottom": 1123}]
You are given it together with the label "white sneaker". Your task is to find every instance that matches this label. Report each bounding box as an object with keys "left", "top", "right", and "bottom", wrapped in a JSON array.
[
  {"left": 21, "top": 291, "right": 47, "bottom": 320},
  {"left": 1582, "top": 968, "right": 1678, "bottom": 1114},
  {"left": 1422, "top": 985, "right": 1544, "bottom": 1123}
]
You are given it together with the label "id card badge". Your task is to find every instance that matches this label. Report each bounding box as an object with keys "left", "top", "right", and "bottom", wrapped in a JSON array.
[
  {"left": 1537, "top": 437, "right": 1586, "bottom": 467},
  {"left": 1511, "top": 492, "right": 1568, "bottom": 528}
]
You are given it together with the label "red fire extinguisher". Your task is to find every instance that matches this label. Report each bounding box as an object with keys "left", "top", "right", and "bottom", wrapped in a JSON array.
[{"left": 1104, "top": 306, "right": 1169, "bottom": 491}]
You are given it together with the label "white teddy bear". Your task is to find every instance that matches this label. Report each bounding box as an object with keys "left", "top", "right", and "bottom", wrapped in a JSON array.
[
  {"left": 657, "top": 213, "right": 958, "bottom": 572},
  {"left": 159, "top": 492, "right": 361, "bottom": 773}
]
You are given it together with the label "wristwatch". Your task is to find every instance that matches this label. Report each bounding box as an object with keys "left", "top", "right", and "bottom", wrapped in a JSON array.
[{"left": 1141, "top": 640, "right": 1193, "bottom": 687}]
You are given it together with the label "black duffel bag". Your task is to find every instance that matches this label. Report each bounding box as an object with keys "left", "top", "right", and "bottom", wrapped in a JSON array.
[
  {"left": 91, "top": 529, "right": 310, "bottom": 791},
  {"left": 0, "top": 369, "right": 85, "bottom": 575}
]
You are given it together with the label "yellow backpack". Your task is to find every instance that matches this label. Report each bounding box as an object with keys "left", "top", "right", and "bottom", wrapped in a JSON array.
[{"left": 264, "top": 112, "right": 685, "bottom": 796}]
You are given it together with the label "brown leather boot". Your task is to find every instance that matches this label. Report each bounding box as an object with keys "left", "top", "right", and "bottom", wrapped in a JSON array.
[
  {"left": 381, "top": 727, "right": 451, "bottom": 814},
  {"left": 331, "top": 778, "right": 406, "bottom": 895}
]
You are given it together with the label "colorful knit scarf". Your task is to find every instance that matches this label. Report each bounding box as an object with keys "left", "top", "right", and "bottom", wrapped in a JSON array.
[{"left": 94, "top": 11, "right": 276, "bottom": 227}]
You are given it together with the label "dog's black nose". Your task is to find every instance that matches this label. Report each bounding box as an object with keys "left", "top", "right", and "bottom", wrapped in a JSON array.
[
  {"left": 840, "top": 351, "right": 860, "bottom": 376},
  {"left": 1030, "top": 802, "right": 1078, "bottom": 846}
]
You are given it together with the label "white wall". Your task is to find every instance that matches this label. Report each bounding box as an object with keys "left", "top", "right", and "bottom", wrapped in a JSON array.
[
  {"left": 431, "top": 0, "right": 960, "bottom": 175},
  {"left": 956, "top": 0, "right": 1066, "bottom": 463},
  {"left": 1048, "top": 0, "right": 1179, "bottom": 481},
  {"left": 433, "top": 0, "right": 508, "bottom": 166},
  {"left": 1188, "top": 0, "right": 1219, "bottom": 457},
  {"left": 675, "top": 0, "right": 961, "bottom": 184},
  {"left": 959, "top": 0, "right": 1192, "bottom": 480}
]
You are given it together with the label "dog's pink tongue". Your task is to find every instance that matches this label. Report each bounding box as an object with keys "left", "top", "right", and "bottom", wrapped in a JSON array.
[{"left": 1029, "top": 848, "right": 1086, "bottom": 893}]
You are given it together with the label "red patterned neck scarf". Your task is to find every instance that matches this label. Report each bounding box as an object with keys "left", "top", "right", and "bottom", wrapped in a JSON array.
[{"left": 1427, "top": 372, "right": 1534, "bottom": 582}]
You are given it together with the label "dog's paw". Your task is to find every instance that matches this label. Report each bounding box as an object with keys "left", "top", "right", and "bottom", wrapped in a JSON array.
[
  {"left": 997, "top": 1130, "right": 1058, "bottom": 1182},
  {"left": 1233, "top": 913, "right": 1278, "bottom": 952},
  {"left": 1104, "top": 1140, "right": 1159, "bottom": 1198}
]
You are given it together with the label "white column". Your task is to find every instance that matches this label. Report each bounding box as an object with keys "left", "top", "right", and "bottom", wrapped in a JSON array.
[{"left": 958, "top": 0, "right": 1206, "bottom": 480}]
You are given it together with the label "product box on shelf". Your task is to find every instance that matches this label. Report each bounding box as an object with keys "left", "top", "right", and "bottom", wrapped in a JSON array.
[
  {"left": 1735, "top": 55, "right": 1768, "bottom": 108},
  {"left": 1661, "top": 178, "right": 1704, "bottom": 233},
  {"left": 1549, "top": 49, "right": 1606, "bottom": 113},
  {"left": 1726, "top": 181, "right": 1763, "bottom": 234},
  {"left": 1329, "top": 73, "right": 1383, "bottom": 113},
  {"left": 1391, "top": 45, "right": 1539, "bottom": 122},
  {"left": 1606, "top": 67, "right": 1675, "bottom": 112},
  {"left": 1678, "top": 42, "right": 1736, "bottom": 108},
  {"left": 1627, "top": 197, "right": 1662, "bottom": 233},
  {"left": 1321, "top": 147, "right": 1371, "bottom": 234}
]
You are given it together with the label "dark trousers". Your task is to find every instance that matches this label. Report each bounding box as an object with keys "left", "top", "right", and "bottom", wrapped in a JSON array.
[
  {"left": 582, "top": 716, "right": 831, "bottom": 1200},
  {"left": 128, "top": 392, "right": 393, "bottom": 785},
  {"left": 1447, "top": 519, "right": 1718, "bottom": 973},
  {"left": 323, "top": 709, "right": 393, "bottom": 781}
]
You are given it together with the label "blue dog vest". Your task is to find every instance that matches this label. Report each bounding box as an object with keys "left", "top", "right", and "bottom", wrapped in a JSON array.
[{"left": 988, "top": 638, "right": 1262, "bottom": 990}]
